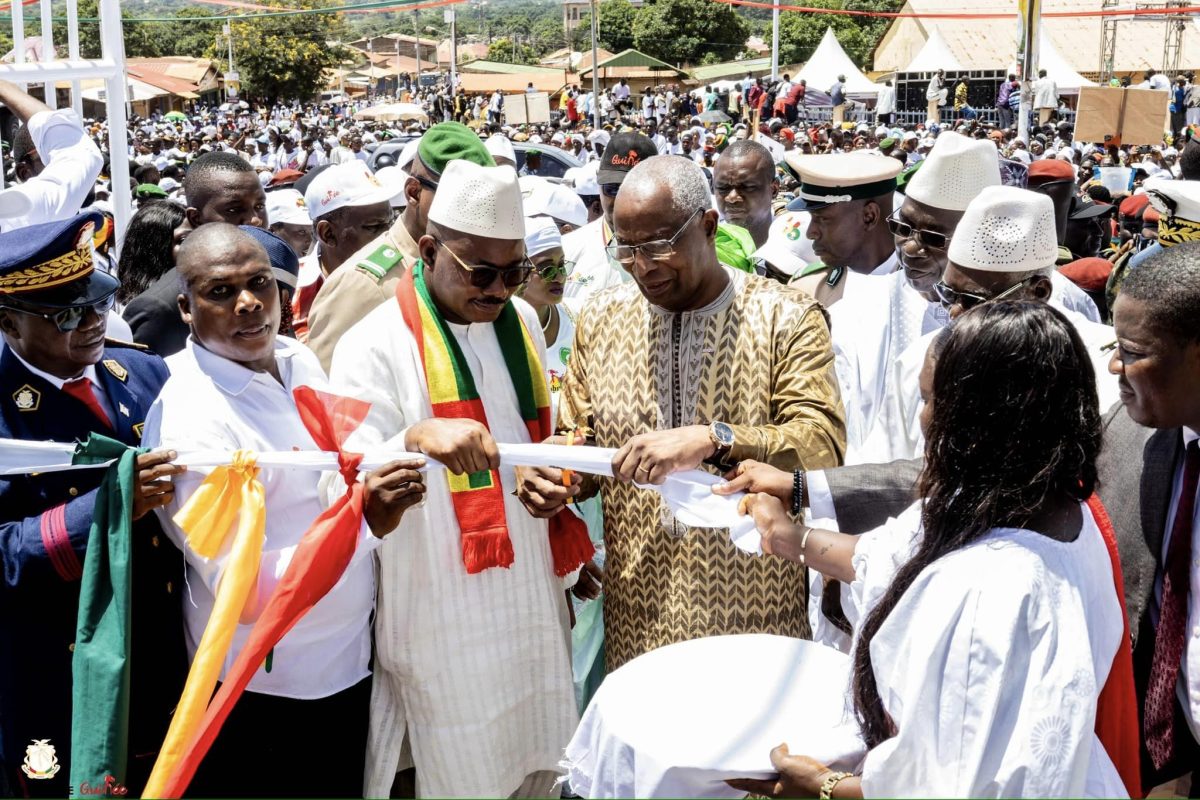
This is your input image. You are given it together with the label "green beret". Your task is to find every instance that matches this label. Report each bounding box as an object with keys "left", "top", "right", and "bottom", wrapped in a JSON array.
[
  {"left": 880, "top": 137, "right": 897, "bottom": 149},
  {"left": 895, "top": 160, "right": 924, "bottom": 194},
  {"left": 135, "top": 183, "right": 167, "bottom": 198},
  {"left": 417, "top": 121, "right": 495, "bottom": 176}
]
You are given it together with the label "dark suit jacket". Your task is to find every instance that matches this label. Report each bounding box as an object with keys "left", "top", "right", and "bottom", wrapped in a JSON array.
[
  {"left": 0, "top": 343, "right": 187, "bottom": 797},
  {"left": 820, "top": 405, "right": 1178, "bottom": 649},
  {"left": 122, "top": 267, "right": 189, "bottom": 358},
  {"left": 819, "top": 405, "right": 1196, "bottom": 785}
]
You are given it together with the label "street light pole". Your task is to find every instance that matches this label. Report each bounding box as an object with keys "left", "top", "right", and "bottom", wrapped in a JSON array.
[
  {"left": 590, "top": 0, "right": 601, "bottom": 130},
  {"left": 771, "top": 0, "right": 780, "bottom": 80}
]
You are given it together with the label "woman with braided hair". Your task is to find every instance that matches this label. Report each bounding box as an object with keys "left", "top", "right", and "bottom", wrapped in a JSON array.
[{"left": 726, "top": 301, "right": 1134, "bottom": 798}]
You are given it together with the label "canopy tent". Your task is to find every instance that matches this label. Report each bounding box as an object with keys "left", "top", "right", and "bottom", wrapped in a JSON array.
[
  {"left": 1007, "top": 34, "right": 1096, "bottom": 94},
  {"left": 903, "top": 26, "right": 963, "bottom": 72},
  {"left": 794, "top": 28, "right": 879, "bottom": 105}
]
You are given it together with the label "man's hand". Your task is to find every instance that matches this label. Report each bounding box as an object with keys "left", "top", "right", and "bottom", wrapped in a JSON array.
[
  {"left": 713, "top": 460, "right": 792, "bottom": 504},
  {"left": 133, "top": 450, "right": 186, "bottom": 521},
  {"left": 611, "top": 425, "right": 714, "bottom": 485},
  {"left": 572, "top": 559, "right": 604, "bottom": 600},
  {"left": 516, "top": 465, "right": 581, "bottom": 519},
  {"left": 363, "top": 458, "right": 426, "bottom": 538},
  {"left": 725, "top": 744, "right": 835, "bottom": 798},
  {"left": 405, "top": 419, "right": 499, "bottom": 476},
  {"left": 738, "top": 493, "right": 805, "bottom": 563}
]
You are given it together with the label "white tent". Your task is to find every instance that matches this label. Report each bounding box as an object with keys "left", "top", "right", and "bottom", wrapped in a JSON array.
[
  {"left": 795, "top": 28, "right": 879, "bottom": 103},
  {"left": 1006, "top": 34, "right": 1096, "bottom": 94},
  {"left": 903, "top": 26, "right": 964, "bottom": 72}
]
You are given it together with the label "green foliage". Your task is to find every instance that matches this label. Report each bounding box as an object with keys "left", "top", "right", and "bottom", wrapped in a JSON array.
[
  {"left": 487, "top": 36, "right": 538, "bottom": 65},
  {"left": 597, "top": 0, "right": 636, "bottom": 53},
  {"left": 777, "top": 0, "right": 904, "bottom": 68},
  {"left": 227, "top": 1, "right": 349, "bottom": 103},
  {"left": 632, "top": 0, "right": 749, "bottom": 66}
]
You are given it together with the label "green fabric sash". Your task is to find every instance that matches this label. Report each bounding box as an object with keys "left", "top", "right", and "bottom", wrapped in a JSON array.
[{"left": 69, "top": 433, "right": 140, "bottom": 796}]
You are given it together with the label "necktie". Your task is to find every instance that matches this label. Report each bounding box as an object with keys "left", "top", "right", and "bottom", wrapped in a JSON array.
[
  {"left": 1144, "top": 439, "right": 1200, "bottom": 770},
  {"left": 62, "top": 377, "right": 112, "bottom": 430}
]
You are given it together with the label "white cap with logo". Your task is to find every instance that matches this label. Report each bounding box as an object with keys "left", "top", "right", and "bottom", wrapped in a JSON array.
[
  {"left": 302, "top": 162, "right": 403, "bottom": 221},
  {"left": 266, "top": 188, "right": 312, "bottom": 227}
]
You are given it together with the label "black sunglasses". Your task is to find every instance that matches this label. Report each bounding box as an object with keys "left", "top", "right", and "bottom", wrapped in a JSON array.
[
  {"left": 933, "top": 276, "right": 1031, "bottom": 311},
  {"left": 887, "top": 214, "right": 951, "bottom": 250},
  {"left": 436, "top": 240, "right": 533, "bottom": 288},
  {"left": 600, "top": 183, "right": 621, "bottom": 198},
  {"left": 414, "top": 175, "right": 439, "bottom": 192},
  {"left": 3, "top": 293, "right": 116, "bottom": 332}
]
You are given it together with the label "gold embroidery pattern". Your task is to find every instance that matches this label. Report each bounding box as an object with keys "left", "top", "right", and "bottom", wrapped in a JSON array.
[{"left": 0, "top": 247, "right": 93, "bottom": 294}]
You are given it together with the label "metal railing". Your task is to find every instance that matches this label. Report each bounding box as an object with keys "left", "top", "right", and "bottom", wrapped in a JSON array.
[{"left": 0, "top": 0, "right": 131, "bottom": 238}]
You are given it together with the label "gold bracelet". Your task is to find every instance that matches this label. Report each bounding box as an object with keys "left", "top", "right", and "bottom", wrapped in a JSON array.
[{"left": 819, "top": 771, "right": 853, "bottom": 800}]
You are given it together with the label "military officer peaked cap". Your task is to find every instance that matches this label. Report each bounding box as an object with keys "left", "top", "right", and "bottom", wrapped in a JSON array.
[
  {"left": 784, "top": 151, "right": 904, "bottom": 212},
  {"left": 0, "top": 211, "right": 118, "bottom": 307}
]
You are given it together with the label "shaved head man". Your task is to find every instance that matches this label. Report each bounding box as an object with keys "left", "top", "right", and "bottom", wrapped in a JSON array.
[{"left": 713, "top": 140, "right": 779, "bottom": 249}]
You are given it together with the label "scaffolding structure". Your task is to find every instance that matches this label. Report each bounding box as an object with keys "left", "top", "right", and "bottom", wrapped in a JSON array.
[
  {"left": 0, "top": 0, "right": 132, "bottom": 237},
  {"left": 1100, "top": 0, "right": 1191, "bottom": 83}
]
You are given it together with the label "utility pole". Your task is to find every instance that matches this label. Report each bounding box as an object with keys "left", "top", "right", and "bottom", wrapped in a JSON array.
[
  {"left": 414, "top": 12, "right": 423, "bottom": 87},
  {"left": 590, "top": 0, "right": 601, "bottom": 130},
  {"left": 447, "top": 7, "right": 458, "bottom": 94},
  {"left": 770, "top": 0, "right": 780, "bottom": 80}
]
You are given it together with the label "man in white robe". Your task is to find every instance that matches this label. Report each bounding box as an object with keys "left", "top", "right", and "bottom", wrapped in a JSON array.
[
  {"left": 862, "top": 185, "right": 1121, "bottom": 463},
  {"left": 828, "top": 133, "right": 996, "bottom": 463},
  {"left": 331, "top": 161, "right": 577, "bottom": 798}
]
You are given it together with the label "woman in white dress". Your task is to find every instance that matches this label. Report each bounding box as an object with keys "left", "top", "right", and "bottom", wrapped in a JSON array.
[
  {"left": 723, "top": 302, "right": 1136, "bottom": 798},
  {"left": 519, "top": 214, "right": 607, "bottom": 712}
]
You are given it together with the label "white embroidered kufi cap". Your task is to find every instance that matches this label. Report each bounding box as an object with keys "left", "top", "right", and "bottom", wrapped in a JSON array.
[
  {"left": 947, "top": 185, "right": 1058, "bottom": 273},
  {"left": 484, "top": 134, "right": 516, "bottom": 164},
  {"left": 905, "top": 131, "right": 1001, "bottom": 212},
  {"left": 428, "top": 160, "right": 525, "bottom": 241}
]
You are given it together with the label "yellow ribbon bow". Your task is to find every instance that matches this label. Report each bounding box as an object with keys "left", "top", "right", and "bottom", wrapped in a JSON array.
[{"left": 144, "top": 451, "right": 266, "bottom": 798}]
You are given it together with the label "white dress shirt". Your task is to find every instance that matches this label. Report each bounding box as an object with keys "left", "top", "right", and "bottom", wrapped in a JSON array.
[{"left": 143, "top": 336, "right": 381, "bottom": 700}]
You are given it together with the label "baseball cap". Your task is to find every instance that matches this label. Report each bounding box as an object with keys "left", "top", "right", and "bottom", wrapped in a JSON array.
[
  {"left": 597, "top": 132, "right": 659, "bottom": 185},
  {"left": 266, "top": 188, "right": 312, "bottom": 227},
  {"left": 303, "top": 162, "right": 404, "bottom": 220}
]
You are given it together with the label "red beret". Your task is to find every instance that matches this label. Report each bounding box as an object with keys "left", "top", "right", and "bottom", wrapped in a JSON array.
[
  {"left": 269, "top": 169, "right": 304, "bottom": 186},
  {"left": 1119, "top": 193, "right": 1151, "bottom": 217},
  {"left": 779, "top": 128, "right": 795, "bottom": 143},
  {"left": 1059, "top": 257, "right": 1113, "bottom": 291},
  {"left": 1027, "top": 159, "right": 1075, "bottom": 183}
]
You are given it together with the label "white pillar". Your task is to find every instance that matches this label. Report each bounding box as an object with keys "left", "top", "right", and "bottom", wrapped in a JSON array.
[
  {"left": 590, "top": 0, "right": 601, "bottom": 130},
  {"left": 771, "top": 0, "right": 780, "bottom": 80}
]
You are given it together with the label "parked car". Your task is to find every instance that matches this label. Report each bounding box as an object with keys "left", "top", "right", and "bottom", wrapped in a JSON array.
[
  {"left": 513, "top": 143, "right": 582, "bottom": 180},
  {"left": 364, "top": 135, "right": 422, "bottom": 170}
]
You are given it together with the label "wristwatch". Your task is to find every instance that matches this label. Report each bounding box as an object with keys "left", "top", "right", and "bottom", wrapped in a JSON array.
[{"left": 704, "top": 421, "right": 735, "bottom": 468}]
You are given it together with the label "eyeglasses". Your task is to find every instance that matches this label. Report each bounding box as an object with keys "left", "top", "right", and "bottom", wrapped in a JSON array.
[
  {"left": 605, "top": 207, "right": 703, "bottom": 266},
  {"left": 436, "top": 240, "right": 534, "bottom": 288},
  {"left": 534, "top": 259, "right": 576, "bottom": 283},
  {"left": 3, "top": 293, "right": 116, "bottom": 332},
  {"left": 414, "top": 174, "right": 439, "bottom": 192},
  {"left": 600, "top": 183, "right": 621, "bottom": 198},
  {"left": 933, "top": 276, "right": 1032, "bottom": 311},
  {"left": 887, "top": 213, "right": 952, "bottom": 251}
]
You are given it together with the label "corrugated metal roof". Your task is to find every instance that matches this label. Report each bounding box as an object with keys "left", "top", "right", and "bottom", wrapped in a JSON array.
[
  {"left": 689, "top": 56, "right": 773, "bottom": 81},
  {"left": 586, "top": 48, "right": 681, "bottom": 72},
  {"left": 459, "top": 60, "right": 564, "bottom": 75}
]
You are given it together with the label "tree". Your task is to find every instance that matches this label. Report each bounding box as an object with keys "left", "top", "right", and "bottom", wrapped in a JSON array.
[
  {"left": 776, "top": 0, "right": 905, "bottom": 68},
  {"left": 597, "top": 0, "right": 637, "bottom": 53},
  {"left": 227, "top": 0, "right": 349, "bottom": 104},
  {"left": 632, "top": 0, "right": 749, "bottom": 66},
  {"left": 487, "top": 37, "right": 538, "bottom": 65}
]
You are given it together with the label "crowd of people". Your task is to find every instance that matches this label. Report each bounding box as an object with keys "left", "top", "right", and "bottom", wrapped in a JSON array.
[{"left": 0, "top": 54, "right": 1198, "bottom": 800}]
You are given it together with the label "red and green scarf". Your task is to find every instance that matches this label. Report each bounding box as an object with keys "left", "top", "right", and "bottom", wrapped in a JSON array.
[{"left": 396, "top": 259, "right": 593, "bottom": 576}]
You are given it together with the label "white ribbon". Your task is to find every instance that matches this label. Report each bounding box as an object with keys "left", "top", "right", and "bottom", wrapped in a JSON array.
[{"left": 0, "top": 438, "right": 762, "bottom": 554}]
